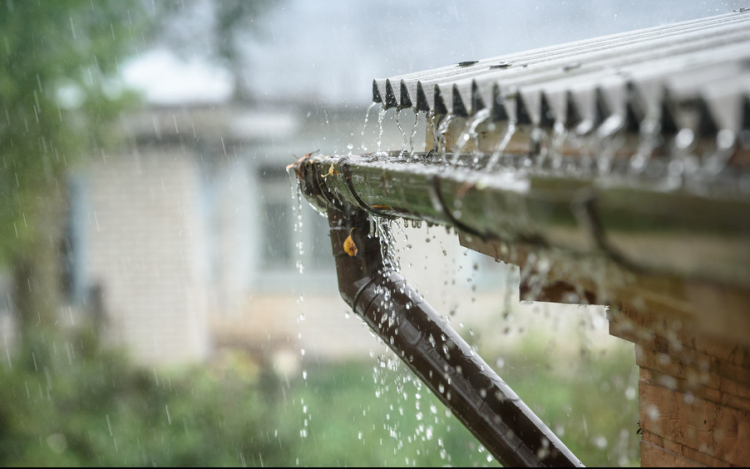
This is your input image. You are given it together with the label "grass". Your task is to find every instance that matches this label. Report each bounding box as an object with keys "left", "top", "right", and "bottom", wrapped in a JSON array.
[
  {"left": 0, "top": 328, "right": 640, "bottom": 466},
  {"left": 291, "top": 335, "right": 640, "bottom": 467}
]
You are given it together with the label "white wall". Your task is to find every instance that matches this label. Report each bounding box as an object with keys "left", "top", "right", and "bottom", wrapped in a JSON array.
[{"left": 83, "top": 147, "right": 210, "bottom": 366}]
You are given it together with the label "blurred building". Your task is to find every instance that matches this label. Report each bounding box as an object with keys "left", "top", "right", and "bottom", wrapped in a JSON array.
[
  {"left": 0, "top": 99, "right": 589, "bottom": 369},
  {"left": 55, "top": 101, "right": 481, "bottom": 368},
  {"left": 0, "top": 99, "right": 517, "bottom": 368},
  {"left": 57, "top": 103, "right": 336, "bottom": 366}
]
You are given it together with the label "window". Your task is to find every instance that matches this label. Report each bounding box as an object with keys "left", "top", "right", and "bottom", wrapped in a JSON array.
[
  {"left": 59, "top": 176, "right": 86, "bottom": 305},
  {"left": 258, "top": 167, "right": 335, "bottom": 290},
  {"left": 262, "top": 200, "right": 293, "bottom": 269}
]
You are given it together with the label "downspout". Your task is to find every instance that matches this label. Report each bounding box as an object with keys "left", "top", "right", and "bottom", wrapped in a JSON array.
[{"left": 293, "top": 158, "right": 583, "bottom": 467}]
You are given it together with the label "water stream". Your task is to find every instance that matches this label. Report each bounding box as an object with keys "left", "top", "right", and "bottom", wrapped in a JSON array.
[
  {"left": 427, "top": 110, "right": 439, "bottom": 152},
  {"left": 409, "top": 112, "right": 420, "bottom": 156},
  {"left": 376, "top": 106, "right": 388, "bottom": 156},
  {"left": 703, "top": 129, "right": 736, "bottom": 176},
  {"left": 452, "top": 108, "right": 491, "bottom": 164},
  {"left": 549, "top": 122, "right": 568, "bottom": 172},
  {"left": 484, "top": 122, "right": 517, "bottom": 170},
  {"left": 362, "top": 102, "right": 377, "bottom": 136},
  {"left": 436, "top": 114, "right": 454, "bottom": 162},
  {"left": 395, "top": 109, "right": 408, "bottom": 155},
  {"left": 627, "top": 116, "right": 655, "bottom": 174}
]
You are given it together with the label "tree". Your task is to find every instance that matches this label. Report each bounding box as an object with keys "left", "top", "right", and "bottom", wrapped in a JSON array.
[
  {"left": 0, "top": 0, "right": 154, "bottom": 346},
  {"left": 156, "top": 0, "right": 280, "bottom": 101},
  {"left": 0, "top": 0, "right": 280, "bottom": 351}
]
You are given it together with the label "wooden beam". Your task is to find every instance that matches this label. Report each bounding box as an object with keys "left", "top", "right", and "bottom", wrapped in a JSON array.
[{"left": 460, "top": 234, "right": 750, "bottom": 347}]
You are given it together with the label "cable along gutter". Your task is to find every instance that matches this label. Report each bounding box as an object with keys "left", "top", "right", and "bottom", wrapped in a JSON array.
[{"left": 296, "top": 152, "right": 750, "bottom": 290}]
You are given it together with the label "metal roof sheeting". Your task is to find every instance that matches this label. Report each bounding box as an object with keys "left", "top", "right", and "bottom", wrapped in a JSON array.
[{"left": 373, "top": 10, "right": 750, "bottom": 136}]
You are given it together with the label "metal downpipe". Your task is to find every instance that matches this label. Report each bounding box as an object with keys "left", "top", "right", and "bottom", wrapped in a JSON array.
[{"left": 327, "top": 208, "right": 582, "bottom": 467}]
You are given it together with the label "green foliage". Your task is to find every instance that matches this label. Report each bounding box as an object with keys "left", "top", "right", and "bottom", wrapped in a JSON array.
[
  {"left": 156, "top": 0, "right": 281, "bottom": 99},
  {"left": 0, "top": 0, "right": 150, "bottom": 261},
  {"left": 0, "top": 331, "right": 276, "bottom": 466},
  {"left": 0, "top": 324, "right": 639, "bottom": 466},
  {"left": 286, "top": 362, "right": 486, "bottom": 467},
  {"left": 494, "top": 343, "right": 641, "bottom": 467}
]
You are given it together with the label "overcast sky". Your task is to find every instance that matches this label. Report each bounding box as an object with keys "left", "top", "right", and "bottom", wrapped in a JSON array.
[{"left": 123, "top": 0, "right": 746, "bottom": 106}]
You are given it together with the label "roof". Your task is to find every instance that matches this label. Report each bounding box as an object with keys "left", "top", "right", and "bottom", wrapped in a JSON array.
[
  {"left": 293, "top": 10, "right": 750, "bottom": 347},
  {"left": 373, "top": 10, "right": 750, "bottom": 137}
]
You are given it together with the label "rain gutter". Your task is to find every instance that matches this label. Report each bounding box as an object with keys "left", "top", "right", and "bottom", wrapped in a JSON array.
[{"left": 294, "top": 151, "right": 750, "bottom": 290}]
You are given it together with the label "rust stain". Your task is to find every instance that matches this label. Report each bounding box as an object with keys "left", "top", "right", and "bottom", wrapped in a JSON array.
[{"left": 321, "top": 162, "right": 340, "bottom": 178}]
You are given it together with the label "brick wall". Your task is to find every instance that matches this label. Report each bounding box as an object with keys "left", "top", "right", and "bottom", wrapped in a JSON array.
[
  {"left": 611, "top": 308, "right": 750, "bottom": 466},
  {"left": 83, "top": 148, "right": 210, "bottom": 365}
]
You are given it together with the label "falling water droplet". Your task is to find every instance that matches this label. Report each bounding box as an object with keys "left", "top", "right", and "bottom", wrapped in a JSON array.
[
  {"left": 396, "top": 109, "right": 408, "bottom": 153},
  {"left": 376, "top": 106, "right": 387, "bottom": 156},
  {"left": 409, "top": 112, "right": 420, "bottom": 155},
  {"left": 362, "top": 102, "right": 377, "bottom": 136},
  {"left": 486, "top": 122, "right": 517, "bottom": 170},
  {"left": 453, "top": 108, "right": 490, "bottom": 163}
]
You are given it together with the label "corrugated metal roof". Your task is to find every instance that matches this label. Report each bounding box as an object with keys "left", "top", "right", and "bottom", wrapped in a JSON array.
[{"left": 373, "top": 10, "right": 750, "bottom": 136}]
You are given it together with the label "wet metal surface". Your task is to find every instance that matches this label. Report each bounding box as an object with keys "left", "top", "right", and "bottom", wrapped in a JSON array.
[
  {"left": 296, "top": 152, "right": 750, "bottom": 289},
  {"left": 326, "top": 208, "right": 582, "bottom": 467},
  {"left": 374, "top": 11, "right": 750, "bottom": 141}
]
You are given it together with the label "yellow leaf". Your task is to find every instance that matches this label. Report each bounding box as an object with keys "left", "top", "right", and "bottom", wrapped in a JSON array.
[
  {"left": 322, "top": 162, "right": 339, "bottom": 178},
  {"left": 343, "top": 228, "right": 358, "bottom": 256}
]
